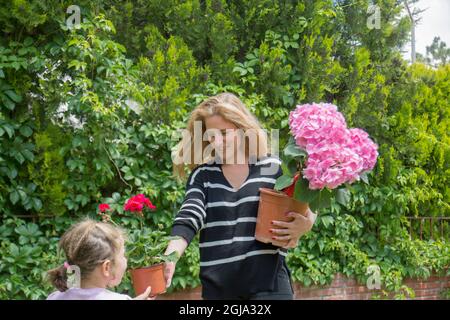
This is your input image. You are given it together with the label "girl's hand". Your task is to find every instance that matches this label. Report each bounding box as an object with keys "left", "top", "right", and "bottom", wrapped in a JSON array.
[
  {"left": 270, "top": 208, "right": 317, "bottom": 248},
  {"left": 133, "top": 286, "right": 156, "bottom": 300},
  {"left": 164, "top": 261, "right": 176, "bottom": 288}
]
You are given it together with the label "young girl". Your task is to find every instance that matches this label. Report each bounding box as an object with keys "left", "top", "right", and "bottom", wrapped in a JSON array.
[
  {"left": 164, "top": 92, "right": 317, "bottom": 300},
  {"left": 47, "top": 218, "right": 153, "bottom": 300}
]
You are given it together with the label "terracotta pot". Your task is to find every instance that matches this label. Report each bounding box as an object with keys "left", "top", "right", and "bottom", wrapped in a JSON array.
[
  {"left": 129, "top": 263, "right": 166, "bottom": 296},
  {"left": 255, "top": 188, "right": 309, "bottom": 246}
]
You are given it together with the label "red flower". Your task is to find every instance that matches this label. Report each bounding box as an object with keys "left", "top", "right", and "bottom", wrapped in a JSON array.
[
  {"left": 124, "top": 199, "right": 144, "bottom": 212},
  {"left": 124, "top": 194, "right": 157, "bottom": 213},
  {"left": 282, "top": 173, "right": 300, "bottom": 197},
  {"left": 98, "top": 203, "right": 111, "bottom": 213}
]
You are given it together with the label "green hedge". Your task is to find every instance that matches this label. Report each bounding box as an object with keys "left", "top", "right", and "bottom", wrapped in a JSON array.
[{"left": 0, "top": 0, "right": 448, "bottom": 299}]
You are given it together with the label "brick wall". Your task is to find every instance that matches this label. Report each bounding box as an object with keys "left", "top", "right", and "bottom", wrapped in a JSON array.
[{"left": 157, "top": 273, "right": 449, "bottom": 300}]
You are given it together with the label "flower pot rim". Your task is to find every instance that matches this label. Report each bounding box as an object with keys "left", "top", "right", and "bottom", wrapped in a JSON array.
[
  {"left": 259, "top": 187, "right": 291, "bottom": 198},
  {"left": 129, "top": 262, "right": 165, "bottom": 272}
]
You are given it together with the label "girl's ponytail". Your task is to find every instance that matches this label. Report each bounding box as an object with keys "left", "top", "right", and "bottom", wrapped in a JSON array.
[{"left": 47, "top": 264, "right": 68, "bottom": 292}]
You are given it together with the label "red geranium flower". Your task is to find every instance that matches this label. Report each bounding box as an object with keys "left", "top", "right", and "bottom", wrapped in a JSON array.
[
  {"left": 124, "top": 194, "right": 157, "bottom": 213},
  {"left": 98, "top": 203, "right": 111, "bottom": 213},
  {"left": 124, "top": 199, "right": 144, "bottom": 212}
]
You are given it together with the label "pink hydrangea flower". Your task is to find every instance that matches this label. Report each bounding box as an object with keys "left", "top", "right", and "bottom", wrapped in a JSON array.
[
  {"left": 289, "top": 103, "right": 348, "bottom": 148},
  {"left": 288, "top": 103, "right": 378, "bottom": 190},
  {"left": 303, "top": 142, "right": 364, "bottom": 189},
  {"left": 346, "top": 128, "right": 379, "bottom": 172}
]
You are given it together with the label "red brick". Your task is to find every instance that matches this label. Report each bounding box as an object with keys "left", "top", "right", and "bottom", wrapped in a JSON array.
[
  {"left": 318, "top": 288, "right": 345, "bottom": 297},
  {"left": 345, "top": 286, "right": 371, "bottom": 295}
]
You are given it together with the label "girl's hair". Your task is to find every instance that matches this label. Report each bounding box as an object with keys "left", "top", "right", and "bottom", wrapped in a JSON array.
[
  {"left": 47, "top": 218, "right": 125, "bottom": 292},
  {"left": 173, "top": 92, "right": 268, "bottom": 179}
]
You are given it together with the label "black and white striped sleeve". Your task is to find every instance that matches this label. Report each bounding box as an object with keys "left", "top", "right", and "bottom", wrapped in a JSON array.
[{"left": 170, "top": 166, "right": 207, "bottom": 244}]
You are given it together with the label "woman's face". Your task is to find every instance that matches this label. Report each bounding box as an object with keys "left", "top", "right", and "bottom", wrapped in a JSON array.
[{"left": 204, "top": 115, "right": 244, "bottom": 163}]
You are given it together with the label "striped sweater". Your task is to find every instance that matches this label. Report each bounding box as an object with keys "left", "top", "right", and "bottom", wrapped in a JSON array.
[{"left": 170, "top": 155, "right": 289, "bottom": 299}]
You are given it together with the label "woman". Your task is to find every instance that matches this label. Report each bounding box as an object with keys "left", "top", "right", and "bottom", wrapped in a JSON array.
[{"left": 164, "top": 93, "right": 317, "bottom": 300}]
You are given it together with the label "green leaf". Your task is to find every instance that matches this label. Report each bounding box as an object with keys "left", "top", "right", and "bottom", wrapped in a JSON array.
[
  {"left": 112, "top": 192, "right": 121, "bottom": 201},
  {"left": 24, "top": 37, "right": 33, "bottom": 46},
  {"left": 360, "top": 172, "right": 369, "bottom": 184},
  {"left": 7, "top": 167, "right": 17, "bottom": 180},
  {"left": 0, "top": 69, "right": 4, "bottom": 78},
  {"left": 14, "top": 152, "right": 25, "bottom": 164},
  {"left": 284, "top": 141, "right": 307, "bottom": 159},
  {"left": 274, "top": 174, "right": 294, "bottom": 191},
  {"left": 309, "top": 188, "right": 333, "bottom": 211},
  {"left": 2, "top": 95, "right": 15, "bottom": 110},
  {"left": 21, "top": 149, "right": 34, "bottom": 161},
  {"left": 3, "top": 124, "right": 14, "bottom": 138},
  {"left": 320, "top": 215, "right": 334, "bottom": 228},
  {"left": 10, "top": 190, "right": 19, "bottom": 204},
  {"left": 294, "top": 175, "right": 319, "bottom": 203},
  {"left": 286, "top": 158, "right": 298, "bottom": 175},
  {"left": 18, "top": 189, "right": 27, "bottom": 202},
  {"left": 19, "top": 126, "right": 32, "bottom": 137},
  {"left": 32, "top": 198, "right": 42, "bottom": 211},
  {"left": 336, "top": 188, "right": 350, "bottom": 206},
  {"left": 5, "top": 90, "right": 22, "bottom": 103}
]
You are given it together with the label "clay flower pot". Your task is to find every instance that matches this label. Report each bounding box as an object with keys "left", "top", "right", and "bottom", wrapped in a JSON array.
[
  {"left": 129, "top": 263, "right": 166, "bottom": 296},
  {"left": 255, "top": 188, "right": 309, "bottom": 246}
]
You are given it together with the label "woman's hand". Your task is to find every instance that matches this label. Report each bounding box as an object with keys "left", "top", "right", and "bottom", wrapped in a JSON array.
[
  {"left": 164, "top": 261, "right": 176, "bottom": 288},
  {"left": 270, "top": 208, "right": 317, "bottom": 248},
  {"left": 133, "top": 286, "right": 156, "bottom": 300}
]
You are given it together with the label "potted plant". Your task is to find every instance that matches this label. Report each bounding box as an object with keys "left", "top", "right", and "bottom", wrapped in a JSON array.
[
  {"left": 97, "top": 194, "right": 179, "bottom": 296},
  {"left": 255, "top": 103, "right": 379, "bottom": 245}
]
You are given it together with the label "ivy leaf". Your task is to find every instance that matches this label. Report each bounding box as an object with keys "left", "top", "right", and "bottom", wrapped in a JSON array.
[
  {"left": 320, "top": 215, "right": 335, "bottom": 228},
  {"left": 336, "top": 188, "right": 351, "bottom": 206}
]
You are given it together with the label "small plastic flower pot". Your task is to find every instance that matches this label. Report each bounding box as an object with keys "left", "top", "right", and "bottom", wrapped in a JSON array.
[
  {"left": 255, "top": 187, "right": 309, "bottom": 246},
  {"left": 129, "top": 263, "right": 166, "bottom": 296}
]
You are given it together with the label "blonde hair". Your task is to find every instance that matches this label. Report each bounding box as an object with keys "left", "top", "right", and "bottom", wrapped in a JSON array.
[
  {"left": 47, "top": 218, "right": 125, "bottom": 292},
  {"left": 173, "top": 92, "right": 268, "bottom": 179}
]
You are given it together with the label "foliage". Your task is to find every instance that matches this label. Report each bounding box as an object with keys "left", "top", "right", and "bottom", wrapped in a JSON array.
[{"left": 0, "top": 0, "right": 448, "bottom": 299}]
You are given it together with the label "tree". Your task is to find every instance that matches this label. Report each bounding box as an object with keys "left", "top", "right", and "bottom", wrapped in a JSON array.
[{"left": 426, "top": 36, "right": 450, "bottom": 67}]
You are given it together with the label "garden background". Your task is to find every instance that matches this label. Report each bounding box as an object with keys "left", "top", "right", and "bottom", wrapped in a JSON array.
[{"left": 0, "top": 0, "right": 448, "bottom": 299}]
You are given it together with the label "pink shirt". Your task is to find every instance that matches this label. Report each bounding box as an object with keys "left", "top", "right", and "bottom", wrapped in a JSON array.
[{"left": 47, "top": 288, "right": 132, "bottom": 300}]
